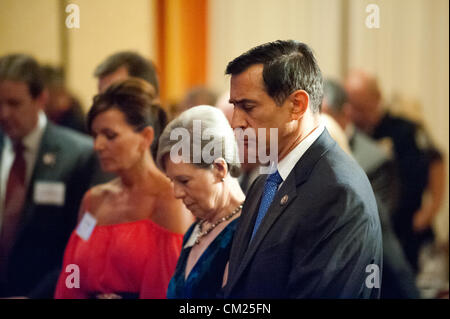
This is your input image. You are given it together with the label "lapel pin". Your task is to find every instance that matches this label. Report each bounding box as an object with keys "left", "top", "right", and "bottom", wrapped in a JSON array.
[
  {"left": 43, "top": 152, "right": 56, "bottom": 166},
  {"left": 280, "top": 194, "right": 289, "bottom": 205}
]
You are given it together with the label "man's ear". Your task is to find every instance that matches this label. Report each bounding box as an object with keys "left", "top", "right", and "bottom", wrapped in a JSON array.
[
  {"left": 141, "top": 126, "right": 155, "bottom": 149},
  {"left": 290, "top": 90, "right": 309, "bottom": 120},
  {"left": 213, "top": 158, "right": 228, "bottom": 182},
  {"left": 35, "top": 88, "right": 49, "bottom": 110}
]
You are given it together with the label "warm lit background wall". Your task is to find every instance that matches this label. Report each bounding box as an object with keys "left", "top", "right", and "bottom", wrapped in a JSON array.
[
  {"left": 0, "top": 0, "right": 155, "bottom": 109},
  {"left": 0, "top": 0, "right": 61, "bottom": 64},
  {"left": 0, "top": 0, "right": 448, "bottom": 242},
  {"left": 209, "top": 0, "right": 346, "bottom": 94},
  {"left": 66, "top": 0, "right": 155, "bottom": 109}
]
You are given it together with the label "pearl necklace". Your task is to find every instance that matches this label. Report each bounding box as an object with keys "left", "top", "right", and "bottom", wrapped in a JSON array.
[{"left": 194, "top": 204, "right": 243, "bottom": 246}]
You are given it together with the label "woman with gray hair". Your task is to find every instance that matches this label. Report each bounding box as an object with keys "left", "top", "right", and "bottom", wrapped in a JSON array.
[{"left": 157, "top": 105, "right": 245, "bottom": 298}]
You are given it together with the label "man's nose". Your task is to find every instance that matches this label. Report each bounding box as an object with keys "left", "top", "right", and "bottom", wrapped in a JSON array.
[{"left": 231, "top": 107, "right": 247, "bottom": 129}]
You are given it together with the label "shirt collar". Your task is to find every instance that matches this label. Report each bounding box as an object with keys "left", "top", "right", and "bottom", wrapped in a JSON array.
[
  {"left": 22, "top": 110, "right": 47, "bottom": 153},
  {"left": 277, "top": 122, "right": 325, "bottom": 182}
]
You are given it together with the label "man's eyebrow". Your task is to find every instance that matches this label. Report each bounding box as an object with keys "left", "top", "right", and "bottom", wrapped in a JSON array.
[{"left": 229, "top": 98, "right": 257, "bottom": 105}]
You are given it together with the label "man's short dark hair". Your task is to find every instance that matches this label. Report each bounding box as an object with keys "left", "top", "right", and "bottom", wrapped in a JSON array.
[
  {"left": 0, "top": 53, "right": 44, "bottom": 98},
  {"left": 323, "top": 79, "right": 348, "bottom": 114},
  {"left": 94, "top": 51, "right": 159, "bottom": 95},
  {"left": 225, "top": 40, "right": 323, "bottom": 113}
]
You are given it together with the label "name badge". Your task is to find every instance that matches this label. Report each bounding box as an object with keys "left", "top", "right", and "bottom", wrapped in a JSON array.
[
  {"left": 33, "top": 181, "right": 66, "bottom": 206},
  {"left": 76, "top": 212, "right": 97, "bottom": 241}
]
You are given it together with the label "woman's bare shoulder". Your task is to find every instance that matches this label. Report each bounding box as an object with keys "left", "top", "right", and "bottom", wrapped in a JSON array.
[
  {"left": 81, "top": 179, "right": 121, "bottom": 217},
  {"left": 152, "top": 175, "right": 194, "bottom": 234},
  {"left": 152, "top": 172, "right": 173, "bottom": 194}
]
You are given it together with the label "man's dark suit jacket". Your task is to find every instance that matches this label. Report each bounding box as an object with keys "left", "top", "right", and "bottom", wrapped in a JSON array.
[
  {"left": 0, "top": 123, "right": 96, "bottom": 297},
  {"left": 224, "top": 129, "right": 383, "bottom": 299}
]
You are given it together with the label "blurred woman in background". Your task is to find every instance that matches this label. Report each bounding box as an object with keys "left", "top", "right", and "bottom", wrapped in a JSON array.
[{"left": 54, "top": 78, "right": 192, "bottom": 299}]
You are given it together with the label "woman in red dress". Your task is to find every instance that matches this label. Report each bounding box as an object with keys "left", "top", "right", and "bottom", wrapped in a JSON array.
[{"left": 54, "top": 78, "right": 193, "bottom": 299}]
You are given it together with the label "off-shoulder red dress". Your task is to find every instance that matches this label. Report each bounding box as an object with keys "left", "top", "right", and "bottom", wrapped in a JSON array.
[{"left": 54, "top": 204, "right": 183, "bottom": 299}]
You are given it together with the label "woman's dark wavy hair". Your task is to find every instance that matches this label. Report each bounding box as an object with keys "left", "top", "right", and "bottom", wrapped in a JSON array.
[{"left": 87, "top": 77, "right": 167, "bottom": 158}]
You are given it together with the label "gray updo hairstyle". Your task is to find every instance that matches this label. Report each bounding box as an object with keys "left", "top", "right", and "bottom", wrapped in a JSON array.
[{"left": 156, "top": 105, "right": 241, "bottom": 177}]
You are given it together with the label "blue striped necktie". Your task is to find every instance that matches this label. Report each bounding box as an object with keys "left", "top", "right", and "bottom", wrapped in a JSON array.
[{"left": 251, "top": 170, "right": 283, "bottom": 240}]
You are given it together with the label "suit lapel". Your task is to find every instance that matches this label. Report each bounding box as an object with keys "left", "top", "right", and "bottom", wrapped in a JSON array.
[
  {"left": 227, "top": 169, "right": 299, "bottom": 293},
  {"left": 27, "top": 123, "right": 60, "bottom": 186},
  {"left": 17, "top": 124, "right": 61, "bottom": 237},
  {"left": 226, "top": 129, "right": 337, "bottom": 295}
]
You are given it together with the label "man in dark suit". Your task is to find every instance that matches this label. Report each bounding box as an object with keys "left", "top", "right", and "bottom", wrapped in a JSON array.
[
  {"left": 224, "top": 40, "right": 382, "bottom": 298},
  {"left": 0, "top": 54, "right": 96, "bottom": 297}
]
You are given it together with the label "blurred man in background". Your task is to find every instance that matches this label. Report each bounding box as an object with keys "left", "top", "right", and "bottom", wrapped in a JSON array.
[
  {"left": 94, "top": 51, "right": 160, "bottom": 96},
  {"left": 176, "top": 86, "right": 218, "bottom": 115},
  {"left": 344, "top": 70, "right": 445, "bottom": 273},
  {"left": 0, "top": 54, "right": 96, "bottom": 297},
  {"left": 42, "top": 65, "right": 86, "bottom": 134},
  {"left": 323, "top": 78, "right": 420, "bottom": 298}
]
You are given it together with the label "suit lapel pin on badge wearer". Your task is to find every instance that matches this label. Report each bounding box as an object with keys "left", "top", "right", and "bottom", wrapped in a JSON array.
[
  {"left": 43, "top": 153, "right": 56, "bottom": 166},
  {"left": 280, "top": 195, "right": 289, "bottom": 205}
]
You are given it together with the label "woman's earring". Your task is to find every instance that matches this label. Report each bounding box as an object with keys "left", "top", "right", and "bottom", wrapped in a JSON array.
[{"left": 221, "top": 178, "right": 225, "bottom": 182}]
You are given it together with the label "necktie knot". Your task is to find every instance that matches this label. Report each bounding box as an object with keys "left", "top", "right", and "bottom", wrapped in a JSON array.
[
  {"left": 13, "top": 141, "right": 24, "bottom": 155},
  {"left": 267, "top": 170, "right": 282, "bottom": 185}
]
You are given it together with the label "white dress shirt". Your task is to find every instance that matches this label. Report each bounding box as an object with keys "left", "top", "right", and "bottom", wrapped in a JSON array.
[
  {"left": 277, "top": 122, "right": 325, "bottom": 188},
  {"left": 0, "top": 111, "right": 47, "bottom": 227}
]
